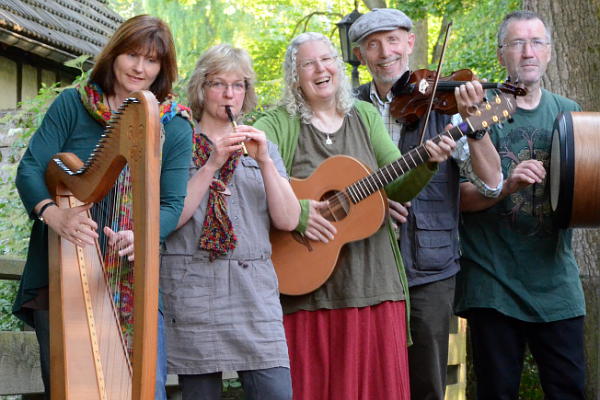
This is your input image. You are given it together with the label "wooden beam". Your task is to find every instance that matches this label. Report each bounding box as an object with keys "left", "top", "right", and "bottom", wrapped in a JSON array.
[
  {"left": 0, "top": 331, "right": 44, "bottom": 396},
  {"left": 0, "top": 256, "right": 25, "bottom": 280}
]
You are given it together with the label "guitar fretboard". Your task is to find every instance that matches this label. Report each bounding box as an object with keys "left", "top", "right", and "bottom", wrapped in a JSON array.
[{"left": 346, "top": 122, "right": 472, "bottom": 204}]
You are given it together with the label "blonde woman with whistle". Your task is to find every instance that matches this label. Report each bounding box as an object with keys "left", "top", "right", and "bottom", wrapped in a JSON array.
[{"left": 160, "top": 44, "right": 298, "bottom": 400}]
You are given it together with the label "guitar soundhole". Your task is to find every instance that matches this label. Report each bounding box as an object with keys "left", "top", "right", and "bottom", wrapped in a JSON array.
[{"left": 320, "top": 190, "right": 350, "bottom": 222}]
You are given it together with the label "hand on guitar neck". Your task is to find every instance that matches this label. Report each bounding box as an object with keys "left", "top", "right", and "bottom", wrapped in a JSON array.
[
  {"left": 424, "top": 135, "right": 456, "bottom": 164},
  {"left": 303, "top": 136, "right": 454, "bottom": 245}
]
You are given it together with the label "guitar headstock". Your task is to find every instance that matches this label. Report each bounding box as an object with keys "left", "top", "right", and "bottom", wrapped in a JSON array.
[{"left": 467, "top": 92, "right": 516, "bottom": 131}]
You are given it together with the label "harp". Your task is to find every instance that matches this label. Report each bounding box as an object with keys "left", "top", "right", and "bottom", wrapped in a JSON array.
[{"left": 45, "top": 90, "right": 161, "bottom": 399}]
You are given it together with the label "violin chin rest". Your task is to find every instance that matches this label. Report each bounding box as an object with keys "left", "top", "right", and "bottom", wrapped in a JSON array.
[{"left": 391, "top": 70, "right": 412, "bottom": 96}]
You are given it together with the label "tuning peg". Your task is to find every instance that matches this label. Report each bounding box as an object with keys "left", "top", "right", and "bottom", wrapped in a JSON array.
[
  {"left": 507, "top": 117, "right": 514, "bottom": 123},
  {"left": 482, "top": 96, "right": 488, "bottom": 103}
]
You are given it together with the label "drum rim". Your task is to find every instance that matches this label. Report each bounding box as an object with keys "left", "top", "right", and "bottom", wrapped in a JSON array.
[{"left": 551, "top": 111, "right": 575, "bottom": 229}]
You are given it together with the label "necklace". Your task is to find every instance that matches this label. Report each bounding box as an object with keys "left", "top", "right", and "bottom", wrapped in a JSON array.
[{"left": 324, "top": 132, "right": 333, "bottom": 145}]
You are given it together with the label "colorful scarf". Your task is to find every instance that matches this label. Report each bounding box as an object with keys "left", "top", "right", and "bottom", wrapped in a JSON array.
[
  {"left": 78, "top": 81, "right": 193, "bottom": 353},
  {"left": 78, "top": 82, "right": 193, "bottom": 127},
  {"left": 192, "top": 133, "right": 242, "bottom": 261}
]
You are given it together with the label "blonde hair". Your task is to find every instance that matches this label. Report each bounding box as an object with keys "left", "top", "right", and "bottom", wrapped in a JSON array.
[{"left": 187, "top": 44, "right": 258, "bottom": 121}]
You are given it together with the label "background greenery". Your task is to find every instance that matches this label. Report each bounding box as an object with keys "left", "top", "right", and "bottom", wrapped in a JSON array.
[{"left": 1, "top": 0, "right": 546, "bottom": 397}]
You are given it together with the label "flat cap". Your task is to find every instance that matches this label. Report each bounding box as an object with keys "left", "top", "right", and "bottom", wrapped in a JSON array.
[{"left": 348, "top": 8, "right": 413, "bottom": 44}]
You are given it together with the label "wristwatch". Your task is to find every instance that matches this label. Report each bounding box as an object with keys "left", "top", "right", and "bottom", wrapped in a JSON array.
[
  {"left": 37, "top": 201, "right": 57, "bottom": 223},
  {"left": 465, "top": 128, "right": 488, "bottom": 140}
]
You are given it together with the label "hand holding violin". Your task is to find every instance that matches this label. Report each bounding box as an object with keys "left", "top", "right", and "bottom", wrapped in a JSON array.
[
  {"left": 455, "top": 80, "right": 485, "bottom": 120},
  {"left": 390, "top": 68, "right": 526, "bottom": 124}
]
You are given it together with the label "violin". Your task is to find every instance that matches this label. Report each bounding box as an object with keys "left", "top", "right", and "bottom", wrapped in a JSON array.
[{"left": 390, "top": 68, "right": 526, "bottom": 125}]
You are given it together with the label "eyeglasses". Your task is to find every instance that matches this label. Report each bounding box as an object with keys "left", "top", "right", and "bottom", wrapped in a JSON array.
[
  {"left": 205, "top": 80, "right": 246, "bottom": 93},
  {"left": 298, "top": 55, "right": 337, "bottom": 71},
  {"left": 501, "top": 39, "right": 550, "bottom": 52}
]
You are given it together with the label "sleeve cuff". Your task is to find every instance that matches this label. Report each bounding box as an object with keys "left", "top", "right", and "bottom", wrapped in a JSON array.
[{"left": 294, "top": 199, "right": 310, "bottom": 233}]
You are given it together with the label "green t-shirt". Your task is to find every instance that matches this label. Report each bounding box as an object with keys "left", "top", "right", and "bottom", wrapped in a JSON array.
[{"left": 455, "top": 89, "right": 585, "bottom": 322}]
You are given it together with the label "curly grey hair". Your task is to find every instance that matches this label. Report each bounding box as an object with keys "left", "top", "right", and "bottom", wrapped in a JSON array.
[
  {"left": 281, "top": 32, "right": 354, "bottom": 124},
  {"left": 187, "top": 44, "right": 258, "bottom": 122}
]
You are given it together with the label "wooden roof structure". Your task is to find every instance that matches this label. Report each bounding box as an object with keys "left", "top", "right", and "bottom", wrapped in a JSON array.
[{"left": 0, "top": 0, "right": 123, "bottom": 69}]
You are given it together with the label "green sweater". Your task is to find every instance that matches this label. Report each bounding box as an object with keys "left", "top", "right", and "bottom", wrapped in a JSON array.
[
  {"left": 254, "top": 101, "right": 435, "bottom": 314},
  {"left": 13, "top": 88, "right": 192, "bottom": 326}
]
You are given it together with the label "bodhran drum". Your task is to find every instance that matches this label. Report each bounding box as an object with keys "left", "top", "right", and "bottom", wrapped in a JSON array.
[{"left": 550, "top": 111, "right": 600, "bottom": 228}]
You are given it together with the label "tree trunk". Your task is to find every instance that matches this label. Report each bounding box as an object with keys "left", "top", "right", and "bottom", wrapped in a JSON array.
[
  {"left": 410, "top": 18, "right": 428, "bottom": 70},
  {"left": 523, "top": 1, "right": 600, "bottom": 398},
  {"left": 430, "top": 15, "right": 450, "bottom": 66},
  {"left": 362, "top": 0, "right": 387, "bottom": 9}
]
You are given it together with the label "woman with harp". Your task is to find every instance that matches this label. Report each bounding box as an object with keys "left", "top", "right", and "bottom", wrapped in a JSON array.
[{"left": 13, "top": 15, "right": 193, "bottom": 399}]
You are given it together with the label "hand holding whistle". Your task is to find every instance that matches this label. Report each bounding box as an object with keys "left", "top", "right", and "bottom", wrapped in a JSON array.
[{"left": 225, "top": 106, "right": 248, "bottom": 156}]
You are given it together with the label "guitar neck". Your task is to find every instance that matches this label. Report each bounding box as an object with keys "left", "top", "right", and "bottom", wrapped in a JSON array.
[{"left": 345, "top": 122, "right": 473, "bottom": 204}]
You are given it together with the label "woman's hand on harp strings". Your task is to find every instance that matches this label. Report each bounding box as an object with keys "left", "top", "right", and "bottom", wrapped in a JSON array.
[
  {"left": 104, "top": 227, "right": 135, "bottom": 261},
  {"left": 41, "top": 202, "right": 98, "bottom": 246}
]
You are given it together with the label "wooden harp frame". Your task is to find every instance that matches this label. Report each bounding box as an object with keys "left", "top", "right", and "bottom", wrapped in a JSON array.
[{"left": 46, "top": 90, "right": 161, "bottom": 399}]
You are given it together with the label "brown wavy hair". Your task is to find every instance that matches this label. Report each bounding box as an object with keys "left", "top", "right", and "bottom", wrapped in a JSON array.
[{"left": 89, "top": 15, "right": 177, "bottom": 102}]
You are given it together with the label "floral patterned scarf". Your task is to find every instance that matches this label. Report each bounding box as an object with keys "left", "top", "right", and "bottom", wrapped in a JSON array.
[
  {"left": 192, "top": 133, "right": 242, "bottom": 261},
  {"left": 78, "top": 82, "right": 193, "bottom": 127},
  {"left": 78, "top": 81, "right": 193, "bottom": 354}
]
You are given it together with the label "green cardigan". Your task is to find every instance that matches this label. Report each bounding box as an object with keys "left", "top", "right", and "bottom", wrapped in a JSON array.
[
  {"left": 13, "top": 88, "right": 192, "bottom": 326},
  {"left": 254, "top": 100, "right": 436, "bottom": 323}
]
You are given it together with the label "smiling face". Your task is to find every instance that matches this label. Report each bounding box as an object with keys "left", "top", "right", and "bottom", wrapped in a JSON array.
[
  {"left": 497, "top": 18, "right": 551, "bottom": 87},
  {"left": 201, "top": 70, "right": 246, "bottom": 123},
  {"left": 112, "top": 50, "right": 161, "bottom": 98},
  {"left": 355, "top": 28, "right": 415, "bottom": 93},
  {"left": 296, "top": 40, "right": 340, "bottom": 106}
]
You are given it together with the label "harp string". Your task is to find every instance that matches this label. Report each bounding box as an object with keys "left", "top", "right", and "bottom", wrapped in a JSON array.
[{"left": 91, "top": 165, "right": 136, "bottom": 385}]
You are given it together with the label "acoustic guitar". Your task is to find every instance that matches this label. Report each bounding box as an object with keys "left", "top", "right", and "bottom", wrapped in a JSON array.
[{"left": 271, "top": 93, "right": 516, "bottom": 295}]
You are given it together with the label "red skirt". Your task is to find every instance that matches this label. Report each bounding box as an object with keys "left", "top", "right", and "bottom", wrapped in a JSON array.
[{"left": 284, "top": 300, "right": 410, "bottom": 400}]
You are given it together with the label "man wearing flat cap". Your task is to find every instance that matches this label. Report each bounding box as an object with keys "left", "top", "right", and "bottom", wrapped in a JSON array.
[{"left": 349, "top": 8, "right": 503, "bottom": 400}]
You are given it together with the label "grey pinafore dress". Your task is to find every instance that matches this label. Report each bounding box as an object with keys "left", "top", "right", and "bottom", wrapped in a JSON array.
[{"left": 160, "top": 140, "right": 290, "bottom": 375}]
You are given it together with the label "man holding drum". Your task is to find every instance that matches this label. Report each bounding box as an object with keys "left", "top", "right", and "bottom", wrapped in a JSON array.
[{"left": 455, "top": 10, "right": 585, "bottom": 399}]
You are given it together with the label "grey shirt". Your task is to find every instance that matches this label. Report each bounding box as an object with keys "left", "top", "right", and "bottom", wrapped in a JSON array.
[{"left": 160, "top": 140, "right": 290, "bottom": 374}]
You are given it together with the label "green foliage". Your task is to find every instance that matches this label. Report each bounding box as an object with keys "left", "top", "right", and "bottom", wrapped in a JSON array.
[
  {"left": 519, "top": 350, "right": 544, "bottom": 399},
  {"left": 441, "top": 0, "right": 521, "bottom": 81},
  {"left": 0, "top": 58, "right": 90, "bottom": 332},
  {"left": 221, "top": 377, "right": 244, "bottom": 399},
  {"left": 109, "top": 0, "right": 362, "bottom": 107},
  {"left": 0, "top": 280, "right": 21, "bottom": 331},
  {"left": 222, "top": 377, "right": 241, "bottom": 391},
  {"left": 107, "top": 0, "right": 521, "bottom": 106},
  {"left": 388, "top": 0, "right": 479, "bottom": 21}
]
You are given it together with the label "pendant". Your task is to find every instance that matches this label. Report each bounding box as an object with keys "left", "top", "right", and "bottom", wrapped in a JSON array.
[{"left": 325, "top": 134, "right": 332, "bottom": 145}]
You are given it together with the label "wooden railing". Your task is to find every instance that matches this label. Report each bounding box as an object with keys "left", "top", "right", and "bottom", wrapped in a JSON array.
[{"left": 0, "top": 256, "right": 467, "bottom": 399}]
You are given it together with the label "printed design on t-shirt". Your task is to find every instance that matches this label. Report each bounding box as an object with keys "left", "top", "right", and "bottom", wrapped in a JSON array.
[{"left": 496, "top": 125, "right": 554, "bottom": 237}]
